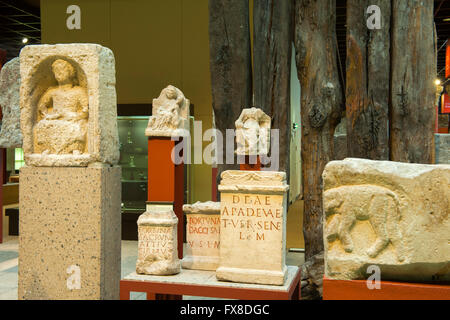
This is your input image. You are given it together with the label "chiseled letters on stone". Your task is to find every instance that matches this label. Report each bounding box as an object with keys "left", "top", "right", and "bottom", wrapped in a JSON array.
[
  {"left": 182, "top": 201, "right": 221, "bottom": 271},
  {"left": 217, "top": 170, "right": 289, "bottom": 286},
  {"left": 136, "top": 209, "right": 181, "bottom": 276}
]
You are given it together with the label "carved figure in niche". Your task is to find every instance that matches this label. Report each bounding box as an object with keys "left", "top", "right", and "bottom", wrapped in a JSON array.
[
  {"left": 33, "top": 59, "right": 88, "bottom": 155},
  {"left": 145, "top": 85, "right": 189, "bottom": 136},
  {"left": 324, "top": 185, "right": 405, "bottom": 261},
  {"left": 235, "top": 108, "right": 271, "bottom": 156}
]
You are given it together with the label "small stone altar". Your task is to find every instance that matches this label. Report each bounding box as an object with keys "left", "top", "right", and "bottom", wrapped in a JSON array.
[
  {"left": 182, "top": 201, "right": 221, "bottom": 271},
  {"left": 323, "top": 158, "right": 450, "bottom": 282},
  {"left": 18, "top": 44, "right": 121, "bottom": 300},
  {"left": 136, "top": 206, "right": 181, "bottom": 276},
  {"left": 216, "top": 170, "right": 289, "bottom": 286}
]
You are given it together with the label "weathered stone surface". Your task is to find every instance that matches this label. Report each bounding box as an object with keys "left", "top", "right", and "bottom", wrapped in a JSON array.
[
  {"left": 20, "top": 44, "right": 119, "bottom": 167},
  {"left": 217, "top": 170, "right": 289, "bottom": 285},
  {"left": 323, "top": 158, "right": 450, "bottom": 282},
  {"left": 19, "top": 166, "right": 121, "bottom": 300},
  {"left": 0, "top": 57, "right": 22, "bottom": 148},
  {"left": 235, "top": 108, "right": 271, "bottom": 156},
  {"left": 136, "top": 209, "right": 181, "bottom": 276},
  {"left": 435, "top": 134, "right": 450, "bottom": 165},
  {"left": 145, "top": 85, "right": 190, "bottom": 137},
  {"left": 182, "top": 201, "right": 220, "bottom": 271}
]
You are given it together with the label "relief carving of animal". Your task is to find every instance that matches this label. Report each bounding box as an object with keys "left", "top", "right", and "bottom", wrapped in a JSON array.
[{"left": 324, "top": 185, "right": 405, "bottom": 262}]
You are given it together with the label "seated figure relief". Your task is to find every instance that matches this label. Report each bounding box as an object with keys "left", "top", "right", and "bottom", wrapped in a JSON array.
[
  {"left": 33, "top": 59, "right": 88, "bottom": 155},
  {"left": 235, "top": 108, "right": 271, "bottom": 156},
  {"left": 324, "top": 185, "right": 405, "bottom": 262},
  {"left": 145, "top": 85, "right": 189, "bottom": 136}
]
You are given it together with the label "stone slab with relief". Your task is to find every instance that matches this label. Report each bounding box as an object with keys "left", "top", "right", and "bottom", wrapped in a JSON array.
[
  {"left": 145, "top": 85, "right": 190, "bottom": 137},
  {"left": 323, "top": 158, "right": 450, "bottom": 282},
  {"left": 217, "top": 170, "right": 289, "bottom": 286},
  {"left": 235, "top": 108, "right": 271, "bottom": 156},
  {"left": 0, "top": 57, "right": 22, "bottom": 148},
  {"left": 20, "top": 44, "right": 119, "bottom": 167},
  {"left": 182, "top": 201, "right": 220, "bottom": 271}
]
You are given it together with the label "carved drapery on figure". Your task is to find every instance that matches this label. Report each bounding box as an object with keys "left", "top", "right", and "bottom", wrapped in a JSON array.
[
  {"left": 20, "top": 44, "right": 120, "bottom": 167},
  {"left": 33, "top": 59, "right": 88, "bottom": 155},
  {"left": 235, "top": 108, "right": 271, "bottom": 156},
  {"left": 145, "top": 85, "right": 190, "bottom": 137}
]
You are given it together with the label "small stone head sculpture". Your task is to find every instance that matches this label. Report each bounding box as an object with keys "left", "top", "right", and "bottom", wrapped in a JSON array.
[
  {"left": 164, "top": 86, "right": 178, "bottom": 100},
  {"left": 51, "top": 59, "right": 76, "bottom": 85}
]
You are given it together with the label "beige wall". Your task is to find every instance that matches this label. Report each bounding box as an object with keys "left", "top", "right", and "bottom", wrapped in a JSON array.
[
  {"left": 40, "top": 0, "right": 301, "bottom": 207},
  {"left": 41, "top": 0, "right": 213, "bottom": 202},
  {"left": 41, "top": 0, "right": 303, "bottom": 248}
]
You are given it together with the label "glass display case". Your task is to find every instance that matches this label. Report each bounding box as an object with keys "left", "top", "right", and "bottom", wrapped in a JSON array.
[
  {"left": 118, "top": 115, "right": 194, "bottom": 240},
  {"left": 118, "top": 116, "right": 148, "bottom": 212}
]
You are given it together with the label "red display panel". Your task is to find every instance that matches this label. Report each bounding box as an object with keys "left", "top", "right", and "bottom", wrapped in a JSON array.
[{"left": 441, "top": 93, "right": 450, "bottom": 114}]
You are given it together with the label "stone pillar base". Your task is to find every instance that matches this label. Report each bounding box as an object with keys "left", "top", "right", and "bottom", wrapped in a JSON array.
[
  {"left": 216, "top": 266, "right": 288, "bottom": 286},
  {"left": 19, "top": 166, "right": 121, "bottom": 300}
]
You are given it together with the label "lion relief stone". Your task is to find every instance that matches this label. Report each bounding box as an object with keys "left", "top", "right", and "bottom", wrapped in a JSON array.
[
  {"left": 323, "top": 158, "right": 450, "bottom": 282},
  {"left": 324, "top": 185, "right": 405, "bottom": 262}
]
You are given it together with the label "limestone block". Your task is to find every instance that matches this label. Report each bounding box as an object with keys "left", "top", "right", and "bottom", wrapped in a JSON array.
[
  {"left": 20, "top": 44, "right": 119, "bottom": 167},
  {"left": 323, "top": 158, "right": 450, "bottom": 282},
  {"left": 145, "top": 85, "right": 190, "bottom": 137},
  {"left": 136, "top": 209, "right": 181, "bottom": 275},
  {"left": 182, "top": 201, "right": 220, "bottom": 271},
  {"left": 19, "top": 166, "right": 121, "bottom": 300},
  {"left": 235, "top": 108, "right": 271, "bottom": 156},
  {"left": 217, "top": 170, "right": 289, "bottom": 286},
  {"left": 0, "top": 57, "right": 22, "bottom": 148},
  {"left": 435, "top": 134, "right": 450, "bottom": 164}
]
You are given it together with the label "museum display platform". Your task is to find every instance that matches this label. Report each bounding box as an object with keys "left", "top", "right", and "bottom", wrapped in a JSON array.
[
  {"left": 323, "top": 277, "right": 450, "bottom": 300},
  {"left": 120, "top": 266, "right": 301, "bottom": 300}
]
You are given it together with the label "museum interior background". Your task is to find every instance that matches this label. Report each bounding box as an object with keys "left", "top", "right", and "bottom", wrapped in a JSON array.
[
  {"left": 0, "top": 0, "right": 449, "bottom": 300},
  {"left": 0, "top": 0, "right": 304, "bottom": 249}
]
